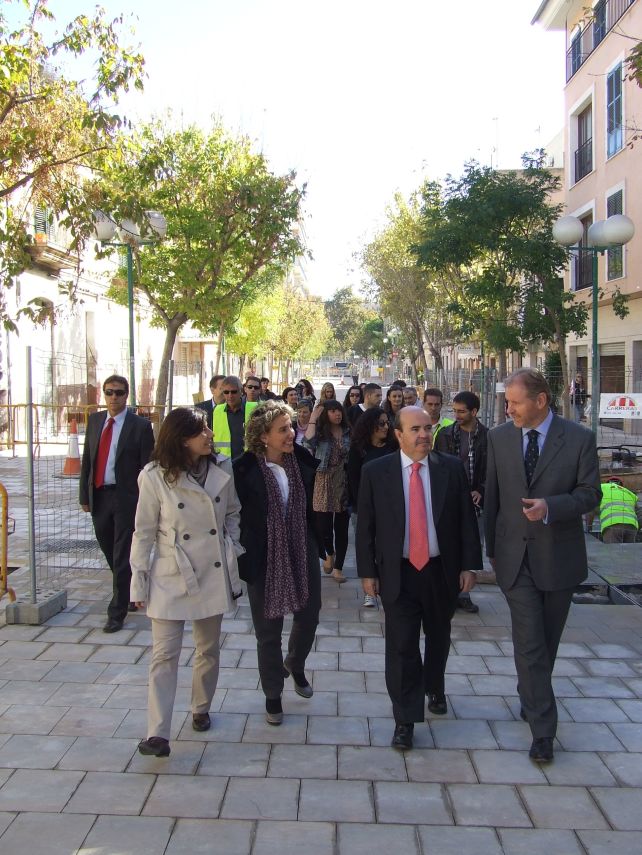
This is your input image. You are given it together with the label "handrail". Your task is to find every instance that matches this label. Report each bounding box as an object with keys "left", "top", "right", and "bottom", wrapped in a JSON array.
[{"left": 566, "top": 0, "right": 636, "bottom": 82}]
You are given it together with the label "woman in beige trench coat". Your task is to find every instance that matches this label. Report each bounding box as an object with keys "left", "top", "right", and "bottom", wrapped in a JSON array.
[{"left": 130, "top": 408, "right": 243, "bottom": 757}]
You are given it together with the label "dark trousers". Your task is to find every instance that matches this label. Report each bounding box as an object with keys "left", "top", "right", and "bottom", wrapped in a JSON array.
[
  {"left": 246, "top": 535, "right": 321, "bottom": 699},
  {"left": 314, "top": 511, "right": 349, "bottom": 569},
  {"left": 504, "top": 561, "right": 574, "bottom": 738},
  {"left": 91, "top": 488, "right": 135, "bottom": 622},
  {"left": 384, "top": 557, "right": 453, "bottom": 723}
]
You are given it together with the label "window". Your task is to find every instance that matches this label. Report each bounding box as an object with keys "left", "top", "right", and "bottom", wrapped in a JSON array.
[
  {"left": 574, "top": 105, "right": 593, "bottom": 182},
  {"left": 593, "top": 0, "right": 606, "bottom": 47},
  {"left": 571, "top": 30, "right": 582, "bottom": 75},
  {"left": 574, "top": 215, "right": 594, "bottom": 292},
  {"left": 607, "top": 64, "right": 623, "bottom": 157},
  {"left": 607, "top": 190, "right": 623, "bottom": 280}
]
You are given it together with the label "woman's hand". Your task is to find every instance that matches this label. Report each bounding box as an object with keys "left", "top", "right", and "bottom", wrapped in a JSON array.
[{"left": 134, "top": 601, "right": 146, "bottom": 609}]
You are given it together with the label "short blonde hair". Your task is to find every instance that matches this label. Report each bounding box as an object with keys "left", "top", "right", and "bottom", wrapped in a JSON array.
[{"left": 245, "top": 400, "right": 294, "bottom": 455}]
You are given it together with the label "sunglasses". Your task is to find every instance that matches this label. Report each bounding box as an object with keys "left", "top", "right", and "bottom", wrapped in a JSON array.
[
  {"left": 222, "top": 390, "right": 240, "bottom": 395},
  {"left": 245, "top": 385, "right": 260, "bottom": 390},
  {"left": 350, "top": 392, "right": 360, "bottom": 397},
  {"left": 104, "top": 389, "right": 127, "bottom": 397}
]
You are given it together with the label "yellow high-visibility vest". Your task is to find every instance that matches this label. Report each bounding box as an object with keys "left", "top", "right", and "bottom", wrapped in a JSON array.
[
  {"left": 212, "top": 402, "right": 258, "bottom": 456},
  {"left": 599, "top": 482, "right": 639, "bottom": 531}
]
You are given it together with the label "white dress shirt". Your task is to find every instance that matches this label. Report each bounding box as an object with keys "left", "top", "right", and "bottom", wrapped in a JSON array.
[
  {"left": 400, "top": 450, "right": 440, "bottom": 559},
  {"left": 521, "top": 407, "right": 554, "bottom": 456},
  {"left": 266, "top": 461, "right": 289, "bottom": 505},
  {"left": 101, "top": 409, "right": 128, "bottom": 486}
]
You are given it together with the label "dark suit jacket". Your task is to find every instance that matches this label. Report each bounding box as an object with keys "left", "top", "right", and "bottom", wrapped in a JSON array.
[
  {"left": 484, "top": 415, "right": 601, "bottom": 591},
  {"left": 79, "top": 410, "right": 155, "bottom": 514},
  {"left": 356, "top": 450, "right": 482, "bottom": 606},
  {"left": 195, "top": 399, "right": 215, "bottom": 430},
  {"left": 232, "top": 444, "right": 319, "bottom": 585}
]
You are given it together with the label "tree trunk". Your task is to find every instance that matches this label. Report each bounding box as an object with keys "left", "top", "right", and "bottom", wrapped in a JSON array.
[
  {"left": 154, "top": 313, "right": 188, "bottom": 416},
  {"left": 412, "top": 320, "right": 429, "bottom": 382},
  {"left": 238, "top": 354, "right": 246, "bottom": 380},
  {"left": 214, "top": 319, "right": 225, "bottom": 374},
  {"left": 496, "top": 349, "right": 508, "bottom": 424},
  {"left": 420, "top": 321, "right": 444, "bottom": 373}
]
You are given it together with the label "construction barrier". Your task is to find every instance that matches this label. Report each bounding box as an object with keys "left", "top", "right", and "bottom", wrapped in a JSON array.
[{"left": 62, "top": 419, "right": 81, "bottom": 477}]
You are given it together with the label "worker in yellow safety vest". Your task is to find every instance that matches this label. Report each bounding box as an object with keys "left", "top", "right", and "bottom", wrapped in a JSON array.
[
  {"left": 212, "top": 376, "right": 258, "bottom": 459},
  {"left": 422, "top": 387, "right": 454, "bottom": 441},
  {"left": 597, "top": 478, "right": 639, "bottom": 544}
]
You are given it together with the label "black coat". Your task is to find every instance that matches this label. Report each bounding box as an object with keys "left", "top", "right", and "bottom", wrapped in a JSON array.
[
  {"left": 434, "top": 420, "right": 488, "bottom": 503},
  {"left": 232, "top": 443, "right": 319, "bottom": 584},
  {"left": 195, "top": 399, "right": 215, "bottom": 430},
  {"left": 79, "top": 410, "right": 154, "bottom": 514},
  {"left": 356, "top": 450, "right": 482, "bottom": 606}
]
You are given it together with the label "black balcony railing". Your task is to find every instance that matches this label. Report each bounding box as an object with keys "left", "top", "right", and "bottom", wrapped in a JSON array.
[
  {"left": 574, "top": 138, "right": 593, "bottom": 182},
  {"left": 566, "top": 0, "right": 636, "bottom": 81},
  {"left": 574, "top": 252, "right": 594, "bottom": 292}
]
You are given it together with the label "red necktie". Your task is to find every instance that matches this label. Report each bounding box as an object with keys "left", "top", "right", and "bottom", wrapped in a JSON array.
[
  {"left": 409, "top": 461, "right": 430, "bottom": 571},
  {"left": 94, "top": 417, "right": 115, "bottom": 488}
]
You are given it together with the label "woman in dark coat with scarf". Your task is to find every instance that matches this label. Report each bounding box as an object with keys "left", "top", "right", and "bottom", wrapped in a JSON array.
[{"left": 233, "top": 400, "right": 320, "bottom": 726}]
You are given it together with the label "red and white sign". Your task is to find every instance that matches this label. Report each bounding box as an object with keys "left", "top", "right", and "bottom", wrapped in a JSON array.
[{"left": 599, "top": 394, "right": 642, "bottom": 419}]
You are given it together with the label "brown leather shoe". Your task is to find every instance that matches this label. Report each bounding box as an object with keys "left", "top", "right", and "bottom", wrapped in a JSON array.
[{"left": 192, "top": 713, "right": 211, "bottom": 732}]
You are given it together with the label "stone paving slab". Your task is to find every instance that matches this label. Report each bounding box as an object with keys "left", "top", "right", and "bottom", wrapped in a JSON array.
[{"left": 0, "top": 531, "right": 641, "bottom": 853}]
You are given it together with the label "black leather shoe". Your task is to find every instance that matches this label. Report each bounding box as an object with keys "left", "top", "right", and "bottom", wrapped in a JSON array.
[
  {"left": 391, "top": 723, "right": 414, "bottom": 750},
  {"left": 128, "top": 602, "right": 138, "bottom": 612},
  {"left": 138, "top": 737, "right": 170, "bottom": 757},
  {"left": 456, "top": 596, "right": 479, "bottom": 614},
  {"left": 192, "top": 713, "right": 211, "bottom": 732},
  {"left": 427, "top": 693, "right": 448, "bottom": 715},
  {"left": 529, "top": 736, "right": 554, "bottom": 763},
  {"left": 103, "top": 618, "right": 124, "bottom": 633}
]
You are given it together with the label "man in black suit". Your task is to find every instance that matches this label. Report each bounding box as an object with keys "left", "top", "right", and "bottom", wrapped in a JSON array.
[
  {"left": 195, "top": 374, "right": 226, "bottom": 430},
  {"left": 484, "top": 368, "right": 600, "bottom": 763},
  {"left": 79, "top": 375, "right": 154, "bottom": 632},
  {"left": 357, "top": 407, "right": 482, "bottom": 749}
]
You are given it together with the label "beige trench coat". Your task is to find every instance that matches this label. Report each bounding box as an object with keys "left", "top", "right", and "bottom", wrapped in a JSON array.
[{"left": 130, "top": 456, "right": 243, "bottom": 620}]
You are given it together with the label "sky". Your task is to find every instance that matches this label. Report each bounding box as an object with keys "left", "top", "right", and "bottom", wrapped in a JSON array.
[{"left": 42, "top": 0, "right": 566, "bottom": 298}]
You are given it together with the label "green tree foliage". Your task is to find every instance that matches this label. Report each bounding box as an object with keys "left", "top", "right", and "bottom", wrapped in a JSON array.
[
  {"left": 414, "top": 156, "right": 589, "bottom": 415},
  {"left": 323, "top": 285, "right": 380, "bottom": 357},
  {"left": 0, "top": 0, "right": 145, "bottom": 328},
  {"left": 97, "top": 121, "right": 305, "bottom": 409},
  {"left": 361, "top": 191, "right": 456, "bottom": 378}
]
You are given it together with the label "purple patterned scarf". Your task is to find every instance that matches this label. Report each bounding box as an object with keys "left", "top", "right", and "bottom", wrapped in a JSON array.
[{"left": 258, "top": 452, "right": 309, "bottom": 619}]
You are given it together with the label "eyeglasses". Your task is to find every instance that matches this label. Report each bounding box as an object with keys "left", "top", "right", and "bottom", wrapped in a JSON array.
[
  {"left": 245, "top": 385, "right": 260, "bottom": 390},
  {"left": 222, "top": 390, "right": 240, "bottom": 395},
  {"left": 104, "top": 389, "right": 127, "bottom": 397}
]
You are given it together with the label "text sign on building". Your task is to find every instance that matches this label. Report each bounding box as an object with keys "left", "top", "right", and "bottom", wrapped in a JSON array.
[{"left": 599, "top": 394, "right": 642, "bottom": 419}]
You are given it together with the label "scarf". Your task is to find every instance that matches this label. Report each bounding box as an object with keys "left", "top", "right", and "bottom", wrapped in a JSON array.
[
  {"left": 452, "top": 420, "right": 479, "bottom": 498},
  {"left": 187, "top": 455, "right": 210, "bottom": 488},
  {"left": 258, "top": 452, "right": 309, "bottom": 619}
]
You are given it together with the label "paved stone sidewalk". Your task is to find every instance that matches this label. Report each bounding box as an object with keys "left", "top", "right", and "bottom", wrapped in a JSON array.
[{"left": 0, "top": 543, "right": 642, "bottom": 854}]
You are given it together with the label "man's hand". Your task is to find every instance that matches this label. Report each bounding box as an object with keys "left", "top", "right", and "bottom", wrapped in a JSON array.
[
  {"left": 521, "top": 498, "right": 548, "bottom": 522},
  {"left": 134, "top": 601, "right": 146, "bottom": 609},
  {"left": 80, "top": 504, "right": 90, "bottom": 513},
  {"left": 361, "top": 577, "right": 379, "bottom": 597},
  {"left": 459, "top": 571, "right": 476, "bottom": 593},
  {"left": 471, "top": 490, "right": 482, "bottom": 507}
]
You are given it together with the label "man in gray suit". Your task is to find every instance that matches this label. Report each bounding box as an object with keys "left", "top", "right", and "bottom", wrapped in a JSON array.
[{"left": 484, "top": 368, "right": 600, "bottom": 763}]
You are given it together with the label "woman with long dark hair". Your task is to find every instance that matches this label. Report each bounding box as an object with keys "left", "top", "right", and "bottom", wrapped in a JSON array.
[
  {"left": 346, "top": 406, "right": 397, "bottom": 606},
  {"left": 131, "top": 408, "right": 242, "bottom": 757},
  {"left": 233, "top": 401, "right": 320, "bottom": 725},
  {"left": 343, "top": 385, "right": 363, "bottom": 409},
  {"left": 303, "top": 399, "right": 351, "bottom": 583},
  {"left": 383, "top": 384, "right": 404, "bottom": 427},
  {"left": 296, "top": 378, "right": 316, "bottom": 403}
]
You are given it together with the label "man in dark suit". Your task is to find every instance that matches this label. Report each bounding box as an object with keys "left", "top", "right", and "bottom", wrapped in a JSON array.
[
  {"left": 195, "top": 374, "right": 226, "bottom": 430},
  {"left": 80, "top": 375, "right": 154, "bottom": 632},
  {"left": 357, "top": 406, "right": 482, "bottom": 750},
  {"left": 484, "top": 368, "right": 600, "bottom": 763}
]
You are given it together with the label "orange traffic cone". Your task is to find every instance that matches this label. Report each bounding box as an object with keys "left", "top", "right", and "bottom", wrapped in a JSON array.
[{"left": 62, "top": 418, "right": 81, "bottom": 476}]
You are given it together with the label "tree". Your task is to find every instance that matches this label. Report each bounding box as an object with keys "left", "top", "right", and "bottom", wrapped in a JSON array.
[
  {"left": 414, "top": 156, "right": 589, "bottom": 417},
  {"left": 97, "top": 121, "right": 305, "bottom": 409},
  {"left": 323, "top": 286, "right": 372, "bottom": 354},
  {"left": 0, "top": 0, "right": 145, "bottom": 328},
  {"left": 361, "top": 191, "right": 456, "bottom": 381}
]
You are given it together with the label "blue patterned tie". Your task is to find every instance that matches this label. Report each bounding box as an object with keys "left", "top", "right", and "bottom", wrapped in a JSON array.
[{"left": 524, "top": 429, "right": 539, "bottom": 486}]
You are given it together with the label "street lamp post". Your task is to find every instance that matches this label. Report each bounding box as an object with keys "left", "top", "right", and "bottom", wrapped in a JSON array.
[
  {"left": 91, "top": 211, "right": 167, "bottom": 407},
  {"left": 553, "top": 214, "right": 635, "bottom": 433}
]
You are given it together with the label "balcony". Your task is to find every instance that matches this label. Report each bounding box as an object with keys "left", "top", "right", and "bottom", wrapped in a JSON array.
[
  {"left": 566, "top": 0, "right": 636, "bottom": 81},
  {"left": 574, "top": 138, "right": 593, "bottom": 183},
  {"left": 574, "top": 251, "right": 594, "bottom": 292},
  {"left": 25, "top": 209, "right": 78, "bottom": 273}
]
